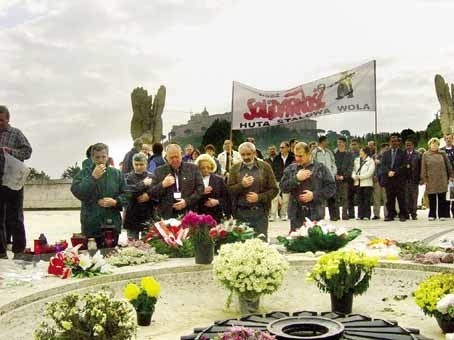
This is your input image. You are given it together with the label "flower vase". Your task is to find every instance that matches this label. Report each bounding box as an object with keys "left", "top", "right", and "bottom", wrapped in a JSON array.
[
  {"left": 238, "top": 293, "right": 261, "bottom": 314},
  {"left": 330, "top": 292, "right": 353, "bottom": 314},
  {"left": 136, "top": 311, "right": 153, "bottom": 326},
  {"left": 194, "top": 242, "right": 214, "bottom": 264},
  {"left": 435, "top": 317, "right": 454, "bottom": 333}
]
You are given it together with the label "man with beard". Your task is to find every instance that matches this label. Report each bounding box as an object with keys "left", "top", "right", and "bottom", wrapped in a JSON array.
[{"left": 227, "top": 142, "right": 278, "bottom": 240}]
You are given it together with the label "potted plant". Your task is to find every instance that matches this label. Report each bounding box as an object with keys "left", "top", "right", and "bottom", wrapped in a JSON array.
[
  {"left": 124, "top": 276, "right": 161, "bottom": 326},
  {"left": 413, "top": 272, "right": 454, "bottom": 333},
  {"left": 308, "top": 250, "right": 378, "bottom": 314},
  {"left": 277, "top": 219, "right": 361, "bottom": 253},
  {"left": 34, "top": 290, "right": 136, "bottom": 339},
  {"left": 213, "top": 239, "right": 289, "bottom": 314},
  {"left": 181, "top": 211, "right": 217, "bottom": 264}
]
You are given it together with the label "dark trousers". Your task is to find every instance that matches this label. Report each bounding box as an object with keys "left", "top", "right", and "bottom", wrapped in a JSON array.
[
  {"left": 327, "top": 195, "right": 338, "bottom": 220},
  {"left": 357, "top": 186, "right": 373, "bottom": 219},
  {"left": 235, "top": 206, "right": 268, "bottom": 240},
  {"left": 290, "top": 205, "right": 312, "bottom": 231},
  {"left": 428, "top": 193, "right": 449, "bottom": 218},
  {"left": 335, "top": 180, "right": 349, "bottom": 219},
  {"left": 385, "top": 181, "right": 408, "bottom": 219},
  {"left": 347, "top": 182, "right": 356, "bottom": 218},
  {"left": 0, "top": 186, "right": 26, "bottom": 254},
  {"left": 405, "top": 182, "right": 419, "bottom": 218}
]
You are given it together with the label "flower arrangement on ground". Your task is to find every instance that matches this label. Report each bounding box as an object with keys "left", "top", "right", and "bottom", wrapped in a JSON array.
[
  {"left": 213, "top": 238, "right": 289, "bottom": 313},
  {"left": 212, "top": 326, "right": 276, "bottom": 340},
  {"left": 277, "top": 219, "right": 361, "bottom": 253},
  {"left": 210, "top": 219, "right": 256, "bottom": 252},
  {"left": 47, "top": 246, "right": 111, "bottom": 279},
  {"left": 145, "top": 218, "right": 194, "bottom": 258},
  {"left": 124, "top": 276, "right": 161, "bottom": 326},
  {"left": 347, "top": 237, "right": 400, "bottom": 260},
  {"left": 106, "top": 240, "right": 167, "bottom": 267},
  {"left": 181, "top": 211, "right": 217, "bottom": 264},
  {"left": 34, "top": 290, "right": 136, "bottom": 339},
  {"left": 308, "top": 250, "right": 378, "bottom": 314},
  {"left": 414, "top": 272, "right": 454, "bottom": 333}
]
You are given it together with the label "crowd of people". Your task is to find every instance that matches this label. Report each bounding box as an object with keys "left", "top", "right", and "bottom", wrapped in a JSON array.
[{"left": 1, "top": 101, "right": 454, "bottom": 259}]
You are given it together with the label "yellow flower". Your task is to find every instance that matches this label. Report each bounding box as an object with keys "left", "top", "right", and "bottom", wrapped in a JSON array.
[
  {"left": 124, "top": 283, "right": 140, "bottom": 301},
  {"left": 61, "top": 321, "right": 72, "bottom": 330},
  {"left": 141, "top": 277, "right": 160, "bottom": 298}
]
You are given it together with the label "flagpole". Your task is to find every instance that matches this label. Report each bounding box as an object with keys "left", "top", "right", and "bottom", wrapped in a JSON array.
[
  {"left": 229, "top": 81, "right": 234, "bottom": 172},
  {"left": 373, "top": 60, "right": 378, "bottom": 135}
]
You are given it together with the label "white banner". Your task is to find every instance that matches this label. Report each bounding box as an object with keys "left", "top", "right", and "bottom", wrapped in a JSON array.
[{"left": 232, "top": 61, "right": 376, "bottom": 130}]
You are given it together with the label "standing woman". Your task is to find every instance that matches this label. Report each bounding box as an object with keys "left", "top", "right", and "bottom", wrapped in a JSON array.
[
  {"left": 421, "top": 138, "right": 454, "bottom": 221},
  {"left": 352, "top": 146, "right": 375, "bottom": 220},
  {"left": 195, "top": 154, "right": 228, "bottom": 223}
]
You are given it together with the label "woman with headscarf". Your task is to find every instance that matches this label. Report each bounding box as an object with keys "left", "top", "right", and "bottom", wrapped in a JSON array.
[{"left": 195, "top": 154, "right": 228, "bottom": 223}]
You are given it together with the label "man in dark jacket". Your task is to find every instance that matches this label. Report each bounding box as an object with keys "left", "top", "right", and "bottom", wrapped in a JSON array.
[
  {"left": 334, "top": 136, "right": 354, "bottom": 220},
  {"left": 149, "top": 144, "right": 204, "bottom": 219},
  {"left": 227, "top": 142, "right": 278, "bottom": 240},
  {"left": 404, "top": 138, "right": 421, "bottom": 220},
  {"left": 121, "top": 138, "right": 143, "bottom": 175},
  {"left": 272, "top": 141, "right": 295, "bottom": 221},
  {"left": 379, "top": 134, "right": 408, "bottom": 221},
  {"left": 71, "top": 143, "right": 126, "bottom": 245},
  {"left": 280, "top": 142, "right": 336, "bottom": 231}
]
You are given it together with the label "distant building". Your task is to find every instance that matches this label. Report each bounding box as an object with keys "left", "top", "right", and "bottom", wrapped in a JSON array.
[{"left": 168, "top": 107, "right": 318, "bottom": 141}]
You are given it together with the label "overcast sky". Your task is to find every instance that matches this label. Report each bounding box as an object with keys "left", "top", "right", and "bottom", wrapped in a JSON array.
[{"left": 1, "top": 0, "right": 454, "bottom": 178}]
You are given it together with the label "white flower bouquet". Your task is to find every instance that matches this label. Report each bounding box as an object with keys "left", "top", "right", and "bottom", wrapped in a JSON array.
[
  {"left": 277, "top": 218, "right": 361, "bottom": 253},
  {"left": 213, "top": 239, "right": 289, "bottom": 307}
]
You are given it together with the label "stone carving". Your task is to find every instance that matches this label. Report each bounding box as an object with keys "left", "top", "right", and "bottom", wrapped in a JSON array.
[
  {"left": 130, "top": 85, "right": 166, "bottom": 144},
  {"left": 435, "top": 75, "right": 454, "bottom": 135}
]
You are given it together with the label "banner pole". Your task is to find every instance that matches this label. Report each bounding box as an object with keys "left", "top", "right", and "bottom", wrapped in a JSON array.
[
  {"left": 373, "top": 60, "right": 378, "bottom": 136},
  {"left": 229, "top": 81, "right": 234, "bottom": 172}
]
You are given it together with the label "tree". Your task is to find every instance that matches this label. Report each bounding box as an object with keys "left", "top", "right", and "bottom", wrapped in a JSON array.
[
  {"left": 425, "top": 118, "right": 442, "bottom": 139},
  {"left": 62, "top": 163, "right": 81, "bottom": 179},
  {"left": 201, "top": 119, "right": 244, "bottom": 153},
  {"left": 340, "top": 129, "right": 351, "bottom": 138},
  {"left": 27, "top": 168, "right": 51, "bottom": 181}
]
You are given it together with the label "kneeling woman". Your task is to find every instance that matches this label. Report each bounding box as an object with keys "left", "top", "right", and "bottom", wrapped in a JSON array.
[
  {"left": 352, "top": 146, "right": 375, "bottom": 220},
  {"left": 195, "top": 154, "right": 228, "bottom": 223}
]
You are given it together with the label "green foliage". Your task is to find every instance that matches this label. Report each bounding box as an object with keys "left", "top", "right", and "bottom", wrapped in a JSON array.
[
  {"left": 277, "top": 226, "right": 361, "bottom": 253},
  {"left": 148, "top": 239, "right": 194, "bottom": 258},
  {"left": 27, "top": 168, "right": 51, "bottom": 181},
  {"left": 397, "top": 241, "right": 442, "bottom": 259},
  {"left": 425, "top": 117, "right": 442, "bottom": 139},
  {"left": 61, "top": 162, "right": 81, "bottom": 179},
  {"left": 34, "top": 291, "right": 136, "bottom": 340},
  {"left": 200, "top": 119, "right": 244, "bottom": 153}
]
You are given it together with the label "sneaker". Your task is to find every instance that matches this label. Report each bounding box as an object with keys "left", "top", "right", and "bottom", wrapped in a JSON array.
[{"left": 428, "top": 217, "right": 435, "bottom": 221}]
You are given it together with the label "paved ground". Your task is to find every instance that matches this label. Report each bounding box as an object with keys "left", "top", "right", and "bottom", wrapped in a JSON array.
[{"left": 17, "top": 208, "right": 454, "bottom": 254}]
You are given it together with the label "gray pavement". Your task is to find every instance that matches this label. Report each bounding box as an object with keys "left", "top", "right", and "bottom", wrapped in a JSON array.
[{"left": 18, "top": 208, "right": 454, "bottom": 252}]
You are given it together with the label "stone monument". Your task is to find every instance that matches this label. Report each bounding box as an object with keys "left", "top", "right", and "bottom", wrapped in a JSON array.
[
  {"left": 435, "top": 74, "right": 454, "bottom": 135},
  {"left": 130, "top": 85, "right": 166, "bottom": 144}
]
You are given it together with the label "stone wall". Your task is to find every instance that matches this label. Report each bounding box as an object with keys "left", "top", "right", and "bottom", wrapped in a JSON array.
[{"left": 24, "top": 179, "right": 80, "bottom": 210}]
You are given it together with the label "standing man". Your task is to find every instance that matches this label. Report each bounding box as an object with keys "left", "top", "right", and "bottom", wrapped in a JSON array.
[
  {"left": 265, "top": 145, "right": 280, "bottom": 221},
  {"left": 347, "top": 138, "right": 360, "bottom": 219},
  {"left": 380, "top": 134, "right": 408, "bottom": 221},
  {"left": 372, "top": 143, "right": 389, "bottom": 219},
  {"left": 149, "top": 144, "right": 204, "bottom": 219},
  {"left": 0, "top": 105, "right": 32, "bottom": 259},
  {"left": 121, "top": 138, "right": 143, "bottom": 175},
  {"left": 404, "top": 139, "right": 421, "bottom": 220},
  {"left": 311, "top": 136, "right": 337, "bottom": 220},
  {"left": 272, "top": 141, "right": 295, "bottom": 221},
  {"left": 246, "top": 137, "right": 264, "bottom": 159},
  {"left": 334, "top": 137, "right": 354, "bottom": 220},
  {"left": 280, "top": 142, "right": 336, "bottom": 231},
  {"left": 227, "top": 142, "right": 278, "bottom": 240},
  {"left": 182, "top": 144, "right": 194, "bottom": 163},
  {"left": 441, "top": 133, "right": 454, "bottom": 217},
  {"left": 71, "top": 143, "right": 126, "bottom": 246},
  {"left": 217, "top": 139, "right": 241, "bottom": 177}
]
